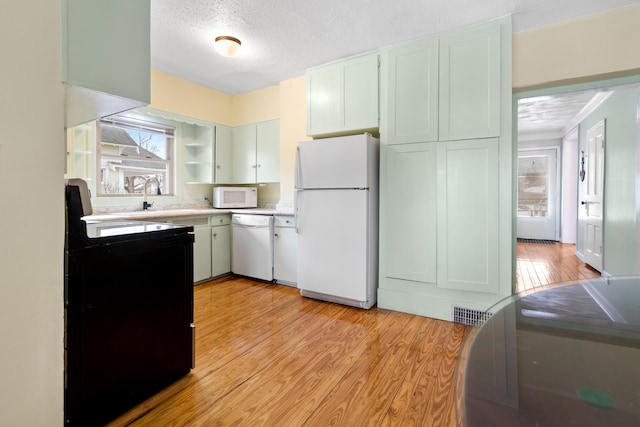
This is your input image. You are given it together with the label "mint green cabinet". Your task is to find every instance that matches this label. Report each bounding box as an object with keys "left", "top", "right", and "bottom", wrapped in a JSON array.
[
  {"left": 380, "top": 140, "right": 499, "bottom": 293},
  {"left": 307, "top": 53, "right": 379, "bottom": 137},
  {"left": 378, "top": 17, "right": 512, "bottom": 321},
  {"left": 171, "top": 217, "right": 211, "bottom": 283},
  {"left": 256, "top": 120, "right": 280, "bottom": 183},
  {"left": 232, "top": 120, "right": 280, "bottom": 184},
  {"left": 183, "top": 123, "right": 234, "bottom": 185},
  {"left": 231, "top": 124, "right": 258, "bottom": 184},
  {"left": 381, "top": 22, "right": 502, "bottom": 144},
  {"left": 211, "top": 215, "right": 231, "bottom": 278},
  {"left": 439, "top": 25, "right": 501, "bottom": 141},
  {"left": 380, "top": 143, "right": 437, "bottom": 284},
  {"left": 381, "top": 40, "right": 439, "bottom": 144},
  {"left": 62, "top": 0, "right": 150, "bottom": 127},
  {"left": 183, "top": 123, "right": 214, "bottom": 184},
  {"left": 436, "top": 139, "right": 499, "bottom": 293},
  {"left": 274, "top": 216, "right": 297, "bottom": 285},
  {"left": 215, "top": 125, "right": 233, "bottom": 184}
]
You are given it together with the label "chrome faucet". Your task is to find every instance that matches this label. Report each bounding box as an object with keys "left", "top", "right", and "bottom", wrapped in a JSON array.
[{"left": 142, "top": 177, "right": 161, "bottom": 210}]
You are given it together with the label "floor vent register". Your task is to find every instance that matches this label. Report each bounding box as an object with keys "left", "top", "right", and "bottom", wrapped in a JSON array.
[{"left": 452, "top": 306, "right": 493, "bottom": 326}]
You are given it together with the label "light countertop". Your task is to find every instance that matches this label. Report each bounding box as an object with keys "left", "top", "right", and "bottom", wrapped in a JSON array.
[{"left": 85, "top": 208, "right": 293, "bottom": 222}]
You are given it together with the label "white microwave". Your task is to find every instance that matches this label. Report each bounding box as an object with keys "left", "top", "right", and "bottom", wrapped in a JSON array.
[{"left": 213, "top": 187, "right": 257, "bottom": 208}]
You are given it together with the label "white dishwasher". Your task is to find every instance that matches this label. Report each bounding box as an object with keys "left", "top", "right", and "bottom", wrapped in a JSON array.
[{"left": 232, "top": 214, "right": 274, "bottom": 281}]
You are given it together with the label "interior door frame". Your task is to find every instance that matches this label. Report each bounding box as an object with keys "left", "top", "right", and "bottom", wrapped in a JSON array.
[{"left": 512, "top": 73, "right": 640, "bottom": 294}]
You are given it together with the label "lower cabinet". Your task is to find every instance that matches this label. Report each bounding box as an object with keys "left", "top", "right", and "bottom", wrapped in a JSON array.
[
  {"left": 211, "top": 215, "right": 231, "bottom": 278},
  {"left": 273, "top": 215, "right": 297, "bottom": 285},
  {"left": 378, "top": 138, "right": 502, "bottom": 320},
  {"left": 381, "top": 143, "right": 437, "bottom": 285},
  {"left": 172, "top": 217, "right": 211, "bottom": 283},
  {"left": 170, "top": 215, "right": 231, "bottom": 283}
]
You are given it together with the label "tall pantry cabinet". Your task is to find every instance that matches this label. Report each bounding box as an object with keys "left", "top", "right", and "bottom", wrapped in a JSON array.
[{"left": 378, "top": 17, "right": 512, "bottom": 321}]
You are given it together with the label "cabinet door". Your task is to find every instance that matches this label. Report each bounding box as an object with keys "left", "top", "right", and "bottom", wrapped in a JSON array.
[
  {"left": 231, "top": 124, "right": 257, "bottom": 184},
  {"left": 439, "top": 25, "right": 501, "bottom": 140},
  {"left": 437, "top": 138, "right": 499, "bottom": 293},
  {"left": 307, "top": 52, "right": 379, "bottom": 137},
  {"left": 193, "top": 224, "right": 212, "bottom": 282},
  {"left": 382, "top": 39, "right": 438, "bottom": 144},
  {"left": 215, "top": 125, "right": 233, "bottom": 184},
  {"left": 274, "top": 217, "right": 297, "bottom": 285},
  {"left": 343, "top": 53, "right": 379, "bottom": 132},
  {"left": 306, "top": 64, "right": 342, "bottom": 135},
  {"left": 256, "top": 120, "right": 280, "bottom": 183},
  {"left": 211, "top": 224, "right": 231, "bottom": 278},
  {"left": 382, "top": 143, "right": 437, "bottom": 284}
]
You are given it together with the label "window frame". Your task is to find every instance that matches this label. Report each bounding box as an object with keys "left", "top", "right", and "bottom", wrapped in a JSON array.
[{"left": 96, "top": 116, "right": 175, "bottom": 197}]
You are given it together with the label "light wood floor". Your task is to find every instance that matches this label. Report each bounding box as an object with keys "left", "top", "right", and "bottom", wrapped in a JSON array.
[
  {"left": 108, "top": 277, "right": 469, "bottom": 426},
  {"left": 107, "top": 241, "right": 598, "bottom": 426},
  {"left": 515, "top": 241, "right": 600, "bottom": 294}
]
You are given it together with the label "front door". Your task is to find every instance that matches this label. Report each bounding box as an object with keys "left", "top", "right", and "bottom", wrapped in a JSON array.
[
  {"left": 517, "top": 149, "right": 558, "bottom": 240},
  {"left": 583, "top": 119, "right": 606, "bottom": 272}
]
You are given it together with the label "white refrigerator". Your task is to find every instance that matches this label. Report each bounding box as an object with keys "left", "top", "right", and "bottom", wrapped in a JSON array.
[{"left": 294, "top": 133, "right": 379, "bottom": 309}]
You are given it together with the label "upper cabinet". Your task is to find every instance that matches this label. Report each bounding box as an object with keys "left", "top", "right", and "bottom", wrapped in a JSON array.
[
  {"left": 307, "top": 52, "right": 379, "bottom": 137},
  {"left": 381, "top": 39, "right": 439, "bottom": 144},
  {"left": 232, "top": 120, "right": 280, "bottom": 184},
  {"left": 439, "top": 25, "right": 501, "bottom": 141},
  {"left": 214, "top": 126, "right": 233, "bottom": 184},
  {"left": 255, "top": 119, "right": 280, "bottom": 183},
  {"left": 183, "top": 124, "right": 214, "bottom": 184},
  {"left": 231, "top": 124, "right": 257, "bottom": 184},
  {"left": 382, "top": 22, "right": 502, "bottom": 144},
  {"left": 62, "top": 0, "right": 150, "bottom": 127},
  {"left": 182, "top": 122, "right": 233, "bottom": 185}
]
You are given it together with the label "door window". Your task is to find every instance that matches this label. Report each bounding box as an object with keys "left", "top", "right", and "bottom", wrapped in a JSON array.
[{"left": 518, "top": 155, "right": 549, "bottom": 218}]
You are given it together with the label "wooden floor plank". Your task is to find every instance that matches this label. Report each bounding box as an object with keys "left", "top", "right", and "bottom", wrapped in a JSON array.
[
  {"left": 300, "top": 311, "right": 429, "bottom": 426},
  {"left": 515, "top": 242, "right": 599, "bottom": 293}
]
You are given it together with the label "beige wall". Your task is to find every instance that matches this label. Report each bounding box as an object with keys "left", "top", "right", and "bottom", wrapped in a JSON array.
[
  {"left": 513, "top": 3, "right": 640, "bottom": 91},
  {"left": 279, "top": 76, "right": 311, "bottom": 203},
  {"left": 150, "top": 69, "right": 234, "bottom": 125},
  {"left": 0, "top": 0, "right": 65, "bottom": 424},
  {"left": 231, "top": 86, "right": 280, "bottom": 126},
  {"left": 150, "top": 72, "right": 305, "bottom": 205}
]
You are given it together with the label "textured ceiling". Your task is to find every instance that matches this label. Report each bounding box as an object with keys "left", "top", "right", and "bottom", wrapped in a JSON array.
[
  {"left": 151, "top": 0, "right": 638, "bottom": 96},
  {"left": 518, "top": 82, "right": 639, "bottom": 139},
  {"left": 518, "top": 91, "right": 601, "bottom": 137}
]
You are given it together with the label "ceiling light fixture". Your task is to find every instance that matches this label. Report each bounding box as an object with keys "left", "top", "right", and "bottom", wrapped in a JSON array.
[{"left": 214, "top": 35, "right": 241, "bottom": 57}]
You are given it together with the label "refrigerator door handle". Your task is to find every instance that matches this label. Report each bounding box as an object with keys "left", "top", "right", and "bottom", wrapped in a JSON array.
[
  {"left": 294, "top": 189, "right": 301, "bottom": 234},
  {"left": 295, "top": 146, "right": 302, "bottom": 189}
]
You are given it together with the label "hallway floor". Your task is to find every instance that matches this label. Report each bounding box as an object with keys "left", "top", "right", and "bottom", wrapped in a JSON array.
[{"left": 515, "top": 241, "right": 601, "bottom": 294}]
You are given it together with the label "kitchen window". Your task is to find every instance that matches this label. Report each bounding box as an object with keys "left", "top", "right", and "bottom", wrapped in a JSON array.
[{"left": 97, "top": 116, "right": 174, "bottom": 196}]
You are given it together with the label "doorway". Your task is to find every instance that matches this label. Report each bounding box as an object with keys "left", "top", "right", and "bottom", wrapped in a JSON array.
[{"left": 515, "top": 77, "right": 640, "bottom": 283}]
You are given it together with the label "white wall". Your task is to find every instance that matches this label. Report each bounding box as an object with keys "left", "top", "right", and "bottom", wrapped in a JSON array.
[
  {"left": 0, "top": 1, "right": 65, "bottom": 425},
  {"left": 561, "top": 129, "right": 578, "bottom": 244}
]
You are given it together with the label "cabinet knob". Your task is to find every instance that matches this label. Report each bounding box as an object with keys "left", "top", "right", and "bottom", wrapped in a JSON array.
[
  {"left": 274, "top": 233, "right": 279, "bottom": 239},
  {"left": 217, "top": 165, "right": 221, "bottom": 169},
  {"left": 213, "top": 233, "right": 217, "bottom": 238}
]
